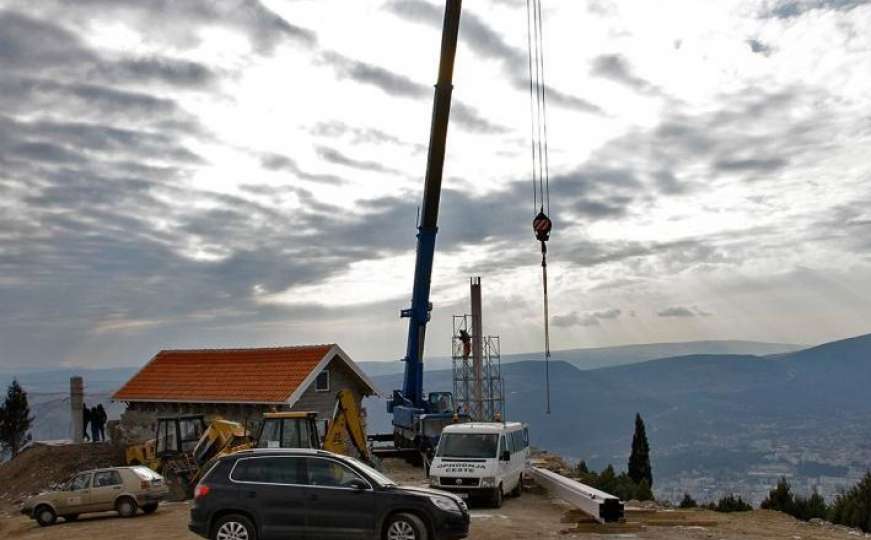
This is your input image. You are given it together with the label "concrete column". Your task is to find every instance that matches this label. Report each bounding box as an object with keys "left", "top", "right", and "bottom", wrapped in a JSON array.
[
  {"left": 471, "top": 277, "right": 484, "bottom": 420},
  {"left": 70, "top": 377, "right": 84, "bottom": 443}
]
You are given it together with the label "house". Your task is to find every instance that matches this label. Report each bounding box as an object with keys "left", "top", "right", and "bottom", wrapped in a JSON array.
[{"left": 112, "top": 344, "right": 380, "bottom": 441}]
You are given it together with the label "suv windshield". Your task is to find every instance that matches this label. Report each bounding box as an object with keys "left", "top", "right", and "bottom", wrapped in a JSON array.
[
  {"left": 436, "top": 433, "right": 498, "bottom": 459},
  {"left": 339, "top": 456, "right": 396, "bottom": 487}
]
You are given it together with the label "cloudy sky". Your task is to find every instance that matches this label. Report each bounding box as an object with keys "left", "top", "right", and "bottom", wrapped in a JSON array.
[{"left": 1, "top": 0, "right": 870, "bottom": 370}]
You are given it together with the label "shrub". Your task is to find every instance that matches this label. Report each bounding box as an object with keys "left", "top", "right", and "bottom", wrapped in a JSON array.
[
  {"left": 679, "top": 493, "right": 698, "bottom": 509},
  {"left": 829, "top": 472, "right": 871, "bottom": 533},
  {"left": 761, "top": 477, "right": 829, "bottom": 521},
  {"left": 713, "top": 494, "right": 753, "bottom": 513}
]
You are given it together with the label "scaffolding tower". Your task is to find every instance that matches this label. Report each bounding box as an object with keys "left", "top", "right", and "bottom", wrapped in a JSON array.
[{"left": 451, "top": 315, "right": 505, "bottom": 421}]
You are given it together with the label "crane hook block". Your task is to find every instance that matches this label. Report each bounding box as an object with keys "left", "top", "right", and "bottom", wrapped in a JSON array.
[{"left": 533, "top": 211, "right": 552, "bottom": 242}]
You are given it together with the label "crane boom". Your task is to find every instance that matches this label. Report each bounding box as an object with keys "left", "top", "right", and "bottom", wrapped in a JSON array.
[{"left": 400, "top": 0, "right": 462, "bottom": 408}]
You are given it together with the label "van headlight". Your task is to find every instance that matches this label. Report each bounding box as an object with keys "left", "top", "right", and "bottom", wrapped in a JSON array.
[
  {"left": 480, "top": 477, "right": 496, "bottom": 488},
  {"left": 429, "top": 495, "right": 462, "bottom": 513}
]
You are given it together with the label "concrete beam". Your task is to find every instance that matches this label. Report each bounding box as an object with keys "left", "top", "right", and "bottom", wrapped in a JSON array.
[{"left": 526, "top": 465, "right": 624, "bottom": 523}]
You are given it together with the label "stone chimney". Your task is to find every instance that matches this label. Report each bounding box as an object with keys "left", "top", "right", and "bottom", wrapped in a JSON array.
[{"left": 70, "top": 376, "right": 84, "bottom": 443}]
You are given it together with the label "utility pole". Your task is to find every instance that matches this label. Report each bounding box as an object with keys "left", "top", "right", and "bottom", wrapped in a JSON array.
[{"left": 471, "top": 277, "right": 483, "bottom": 420}]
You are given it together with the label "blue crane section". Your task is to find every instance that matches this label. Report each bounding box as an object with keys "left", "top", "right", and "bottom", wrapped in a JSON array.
[{"left": 386, "top": 0, "right": 470, "bottom": 455}]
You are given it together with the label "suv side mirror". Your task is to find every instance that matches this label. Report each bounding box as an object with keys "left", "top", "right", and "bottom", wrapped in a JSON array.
[
  {"left": 500, "top": 450, "right": 511, "bottom": 462},
  {"left": 348, "top": 479, "right": 368, "bottom": 491}
]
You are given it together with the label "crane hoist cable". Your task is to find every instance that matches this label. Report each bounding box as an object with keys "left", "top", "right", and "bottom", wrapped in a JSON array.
[{"left": 526, "top": 0, "right": 553, "bottom": 414}]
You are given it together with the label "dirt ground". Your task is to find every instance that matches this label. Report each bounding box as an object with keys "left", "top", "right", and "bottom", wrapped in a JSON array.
[
  {"left": 2, "top": 456, "right": 868, "bottom": 540},
  {"left": 2, "top": 493, "right": 869, "bottom": 540}
]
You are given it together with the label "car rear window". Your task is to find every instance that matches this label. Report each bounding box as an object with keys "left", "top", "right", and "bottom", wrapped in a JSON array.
[
  {"left": 231, "top": 457, "right": 305, "bottom": 485},
  {"left": 131, "top": 466, "right": 162, "bottom": 481}
]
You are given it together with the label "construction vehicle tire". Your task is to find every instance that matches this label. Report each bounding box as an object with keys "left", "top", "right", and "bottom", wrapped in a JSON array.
[{"left": 383, "top": 512, "right": 428, "bottom": 540}]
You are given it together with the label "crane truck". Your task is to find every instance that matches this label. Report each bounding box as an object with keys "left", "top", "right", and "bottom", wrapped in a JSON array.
[{"left": 386, "top": 0, "right": 471, "bottom": 457}]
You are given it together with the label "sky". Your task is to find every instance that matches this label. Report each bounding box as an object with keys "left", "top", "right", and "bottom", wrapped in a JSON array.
[{"left": 1, "top": 0, "right": 870, "bottom": 371}]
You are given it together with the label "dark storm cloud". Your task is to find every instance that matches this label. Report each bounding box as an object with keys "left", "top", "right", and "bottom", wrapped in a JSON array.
[
  {"left": 657, "top": 306, "right": 712, "bottom": 317},
  {"left": 10, "top": 0, "right": 316, "bottom": 53},
  {"left": 553, "top": 308, "right": 622, "bottom": 328},
  {"left": 765, "top": 0, "right": 871, "bottom": 18},
  {"left": 260, "top": 153, "right": 348, "bottom": 185},
  {"left": 591, "top": 54, "right": 661, "bottom": 95},
  {"left": 747, "top": 39, "right": 773, "bottom": 56},
  {"left": 319, "top": 51, "right": 508, "bottom": 134},
  {"left": 714, "top": 158, "right": 789, "bottom": 173},
  {"left": 316, "top": 146, "right": 400, "bottom": 174},
  {"left": 385, "top": 0, "right": 605, "bottom": 115},
  {"left": 657, "top": 306, "right": 696, "bottom": 317},
  {"left": 0, "top": 11, "right": 217, "bottom": 90}
]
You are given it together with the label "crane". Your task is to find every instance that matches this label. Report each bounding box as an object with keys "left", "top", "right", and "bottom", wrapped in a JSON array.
[{"left": 386, "top": 0, "right": 470, "bottom": 456}]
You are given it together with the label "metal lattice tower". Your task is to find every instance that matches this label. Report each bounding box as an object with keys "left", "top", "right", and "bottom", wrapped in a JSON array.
[{"left": 451, "top": 316, "right": 505, "bottom": 421}]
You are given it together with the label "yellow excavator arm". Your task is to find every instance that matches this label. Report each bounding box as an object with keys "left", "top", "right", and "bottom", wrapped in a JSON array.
[{"left": 323, "top": 389, "right": 371, "bottom": 463}]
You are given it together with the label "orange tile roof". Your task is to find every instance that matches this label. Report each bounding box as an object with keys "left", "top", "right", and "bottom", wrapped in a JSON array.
[{"left": 113, "top": 345, "right": 335, "bottom": 404}]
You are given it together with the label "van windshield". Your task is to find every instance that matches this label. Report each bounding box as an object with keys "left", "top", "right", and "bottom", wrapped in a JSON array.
[{"left": 436, "top": 433, "right": 498, "bottom": 459}]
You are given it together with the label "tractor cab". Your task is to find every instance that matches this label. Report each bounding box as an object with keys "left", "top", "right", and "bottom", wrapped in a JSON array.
[
  {"left": 155, "top": 415, "right": 207, "bottom": 456},
  {"left": 256, "top": 411, "right": 321, "bottom": 449}
]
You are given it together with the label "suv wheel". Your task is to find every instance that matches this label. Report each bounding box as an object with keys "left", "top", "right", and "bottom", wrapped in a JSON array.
[
  {"left": 384, "top": 512, "right": 428, "bottom": 540},
  {"left": 116, "top": 497, "right": 138, "bottom": 517},
  {"left": 213, "top": 514, "right": 256, "bottom": 540},
  {"left": 35, "top": 505, "right": 57, "bottom": 527}
]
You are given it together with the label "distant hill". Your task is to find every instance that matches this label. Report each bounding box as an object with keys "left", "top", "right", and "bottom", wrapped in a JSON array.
[
  {"left": 365, "top": 332, "right": 871, "bottom": 502},
  {"left": 358, "top": 339, "right": 803, "bottom": 376}
]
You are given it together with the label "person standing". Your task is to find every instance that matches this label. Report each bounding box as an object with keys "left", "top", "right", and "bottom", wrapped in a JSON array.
[
  {"left": 96, "top": 404, "right": 107, "bottom": 442},
  {"left": 90, "top": 405, "right": 101, "bottom": 442}
]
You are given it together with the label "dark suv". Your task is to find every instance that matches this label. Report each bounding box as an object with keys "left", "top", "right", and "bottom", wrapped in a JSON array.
[{"left": 189, "top": 449, "right": 470, "bottom": 540}]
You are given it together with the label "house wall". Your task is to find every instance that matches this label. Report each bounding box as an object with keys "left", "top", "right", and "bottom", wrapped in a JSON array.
[{"left": 116, "top": 355, "right": 370, "bottom": 444}]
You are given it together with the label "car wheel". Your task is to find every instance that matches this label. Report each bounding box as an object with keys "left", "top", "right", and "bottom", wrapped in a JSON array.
[
  {"left": 511, "top": 474, "right": 523, "bottom": 497},
  {"left": 491, "top": 485, "right": 504, "bottom": 508},
  {"left": 213, "top": 514, "right": 257, "bottom": 540},
  {"left": 62, "top": 514, "right": 80, "bottom": 522},
  {"left": 384, "top": 512, "right": 428, "bottom": 540},
  {"left": 142, "top": 503, "right": 159, "bottom": 514},
  {"left": 35, "top": 505, "right": 57, "bottom": 527},
  {"left": 116, "top": 496, "right": 138, "bottom": 517}
]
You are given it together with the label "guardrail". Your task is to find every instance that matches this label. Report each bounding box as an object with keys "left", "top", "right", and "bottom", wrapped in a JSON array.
[{"left": 526, "top": 466, "right": 624, "bottom": 523}]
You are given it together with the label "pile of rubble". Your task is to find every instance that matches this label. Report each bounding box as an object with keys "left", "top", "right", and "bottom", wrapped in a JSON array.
[{"left": 0, "top": 442, "right": 124, "bottom": 511}]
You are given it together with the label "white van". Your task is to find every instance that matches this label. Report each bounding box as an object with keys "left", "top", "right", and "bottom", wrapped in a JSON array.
[{"left": 429, "top": 422, "right": 529, "bottom": 507}]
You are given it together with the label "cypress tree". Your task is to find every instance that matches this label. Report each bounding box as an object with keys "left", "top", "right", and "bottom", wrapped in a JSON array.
[
  {"left": 0, "top": 380, "right": 34, "bottom": 457},
  {"left": 628, "top": 413, "right": 653, "bottom": 487}
]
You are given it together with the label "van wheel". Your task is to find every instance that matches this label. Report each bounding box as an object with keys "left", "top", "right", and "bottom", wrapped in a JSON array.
[
  {"left": 213, "top": 514, "right": 257, "bottom": 540},
  {"left": 511, "top": 474, "right": 523, "bottom": 497},
  {"left": 35, "top": 505, "right": 57, "bottom": 527},
  {"left": 491, "top": 485, "right": 504, "bottom": 508},
  {"left": 116, "top": 496, "right": 138, "bottom": 517},
  {"left": 384, "top": 512, "right": 428, "bottom": 540}
]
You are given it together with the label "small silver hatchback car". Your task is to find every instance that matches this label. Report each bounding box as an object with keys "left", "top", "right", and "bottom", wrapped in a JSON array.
[{"left": 20, "top": 466, "right": 169, "bottom": 526}]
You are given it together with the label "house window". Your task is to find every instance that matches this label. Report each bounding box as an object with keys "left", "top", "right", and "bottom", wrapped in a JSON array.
[{"left": 316, "top": 370, "right": 330, "bottom": 392}]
